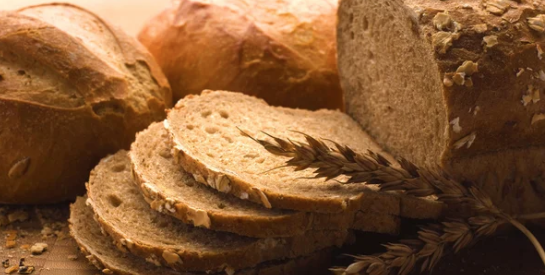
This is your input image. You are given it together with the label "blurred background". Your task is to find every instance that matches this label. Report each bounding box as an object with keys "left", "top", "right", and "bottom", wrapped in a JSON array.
[
  {"left": 1, "top": 1, "right": 544, "bottom": 274},
  {"left": 0, "top": 0, "right": 171, "bottom": 36}
]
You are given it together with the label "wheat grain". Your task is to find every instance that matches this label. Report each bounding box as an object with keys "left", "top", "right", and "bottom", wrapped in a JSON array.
[
  {"left": 242, "top": 129, "right": 545, "bottom": 274},
  {"left": 240, "top": 129, "right": 488, "bottom": 211}
]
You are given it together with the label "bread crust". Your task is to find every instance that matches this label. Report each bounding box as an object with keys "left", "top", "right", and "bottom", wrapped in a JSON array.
[
  {"left": 338, "top": 0, "right": 545, "bottom": 214},
  {"left": 138, "top": 0, "right": 343, "bottom": 110},
  {"left": 0, "top": 3, "right": 171, "bottom": 204}
]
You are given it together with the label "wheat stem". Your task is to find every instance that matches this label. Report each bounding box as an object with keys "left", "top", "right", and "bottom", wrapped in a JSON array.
[
  {"left": 243, "top": 130, "right": 545, "bottom": 274},
  {"left": 517, "top": 212, "right": 545, "bottom": 221},
  {"left": 506, "top": 216, "right": 545, "bottom": 266}
]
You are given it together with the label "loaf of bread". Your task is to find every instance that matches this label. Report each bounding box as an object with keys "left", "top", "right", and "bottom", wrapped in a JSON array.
[
  {"left": 0, "top": 3, "right": 171, "bottom": 204},
  {"left": 138, "top": 0, "right": 343, "bottom": 110},
  {"left": 338, "top": 0, "right": 545, "bottom": 214}
]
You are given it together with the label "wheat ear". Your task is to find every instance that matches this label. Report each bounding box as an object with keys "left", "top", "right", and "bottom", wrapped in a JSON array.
[{"left": 240, "top": 129, "right": 545, "bottom": 273}]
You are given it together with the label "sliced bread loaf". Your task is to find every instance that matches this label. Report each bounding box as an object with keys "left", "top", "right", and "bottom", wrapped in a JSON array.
[
  {"left": 86, "top": 150, "right": 347, "bottom": 272},
  {"left": 337, "top": 0, "right": 545, "bottom": 214},
  {"left": 131, "top": 122, "right": 401, "bottom": 237},
  {"left": 167, "top": 90, "right": 442, "bottom": 216},
  {"left": 70, "top": 197, "right": 333, "bottom": 275}
]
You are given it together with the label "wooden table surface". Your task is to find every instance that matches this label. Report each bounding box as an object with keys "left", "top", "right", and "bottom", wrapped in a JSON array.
[
  {"left": 0, "top": 0, "right": 171, "bottom": 37},
  {"left": 0, "top": 205, "right": 97, "bottom": 275},
  {"left": 1, "top": 204, "right": 544, "bottom": 275}
]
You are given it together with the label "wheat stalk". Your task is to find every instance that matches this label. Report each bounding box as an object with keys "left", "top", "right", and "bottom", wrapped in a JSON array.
[
  {"left": 240, "top": 129, "right": 488, "bottom": 209},
  {"left": 331, "top": 215, "right": 503, "bottom": 275},
  {"left": 241, "top": 129, "right": 545, "bottom": 274}
]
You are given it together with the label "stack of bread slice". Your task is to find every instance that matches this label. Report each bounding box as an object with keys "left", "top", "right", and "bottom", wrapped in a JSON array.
[{"left": 69, "top": 90, "right": 444, "bottom": 275}]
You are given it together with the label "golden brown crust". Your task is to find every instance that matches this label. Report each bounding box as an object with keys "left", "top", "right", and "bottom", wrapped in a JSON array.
[
  {"left": 0, "top": 3, "right": 171, "bottom": 204},
  {"left": 138, "top": 0, "right": 343, "bottom": 110}
]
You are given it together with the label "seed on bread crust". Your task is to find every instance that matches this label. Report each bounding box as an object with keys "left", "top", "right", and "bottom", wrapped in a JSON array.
[
  {"left": 8, "top": 157, "right": 30, "bottom": 179},
  {"left": 162, "top": 250, "right": 182, "bottom": 265},
  {"left": 433, "top": 32, "right": 460, "bottom": 54},
  {"left": 450, "top": 117, "right": 462, "bottom": 133},
  {"left": 215, "top": 175, "right": 232, "bottom": 193},
  {"left": 528, "top": 15, "right": 545, "bottom": 32},
  {"left": 120, "top": 238, "right": 134, "bottom": 250},
  {"left": 454, "top": 132, "right": 477, "bottom": 149},
  {"left": 145, "top": 255, "right": 162, "bottom": 267},
  {"left": 433, "top": 12, "right": 461, "bottom": 32},
  {"left": 239, "top": 192, "right": 249, "bottom": 200},
  {"left": 483, "top": 35, "right": 498, "bottom": 48},
  {"left": 531, "top": 113, "right": 545, "bottom": 125},
  {"left": 253, "top": 188, "right": 272, "bottom": 209},
  {"left": 484, "top": 0, "right": 511, "bottom": 15},
  {"left": 186, "top": 208, "right": 211, "bottom": 228}
]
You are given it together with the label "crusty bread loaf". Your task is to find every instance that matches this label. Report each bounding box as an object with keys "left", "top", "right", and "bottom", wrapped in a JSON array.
[
  {"left": 138, "top": 0, "right": 343, "bottom": 110},
  {"left": 70, "top": 197, "right": 333, "bottom": 275},
  {"left": 86, "top": 150, "right": 347, "bottom": 272},
  {"left": 337, "top": 0, "right": 545, "bottom": 214},
  {"left": 167, "top": 90, "right": 443, "bottom": 218},
  {"left": 0, "top": 3, "right": 171, "bottom": 204},
  {"left": 130, "top": 122, "right": 401, "bottom": 237}
]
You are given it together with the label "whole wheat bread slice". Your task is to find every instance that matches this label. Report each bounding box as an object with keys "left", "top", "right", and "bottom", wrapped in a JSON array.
[
  {"left": 86, "top": 150, "right": 348, "bottom": 272},
  {"left": 167, "top": 90, "right": 443, "bottom": 217},
  {"left": 130, "top": 122, "right": 400, "bottom": 237},
  {"left": 69, "top": 197, "right": 333, "bottom": 275}
]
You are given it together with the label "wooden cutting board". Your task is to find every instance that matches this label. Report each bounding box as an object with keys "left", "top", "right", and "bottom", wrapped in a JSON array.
[{"left": 0, "top": 205, "right": 97, "bottom": 275}]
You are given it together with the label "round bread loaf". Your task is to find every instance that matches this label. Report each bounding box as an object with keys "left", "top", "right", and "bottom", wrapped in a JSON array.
[
  {"left": 338, "top": 0, "right": 545, "bottom": 214},
  {"left": 0, "top": 3, "right": 172, "bottom": 204},
  {"left": 138, "top": 0, "right": 342, "bottom": 110}
]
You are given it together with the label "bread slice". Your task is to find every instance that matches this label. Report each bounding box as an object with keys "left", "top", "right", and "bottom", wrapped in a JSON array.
[
  {"left": 86, "top": 150, "right": 347, "bottom": 272},
  {"left": 69, "top": 197, "right": 333, "bottom": 275},
  {"left": 130, "top": 122, "right": 401, "bottom": 237},
  {"left": 167, "top": 90, "right": 443, "bottom": 216}
]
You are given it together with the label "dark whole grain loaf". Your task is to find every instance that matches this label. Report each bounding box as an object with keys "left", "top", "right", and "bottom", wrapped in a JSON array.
[{"left": 337, "top": 0, "right": 545, "bottom": 214}]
